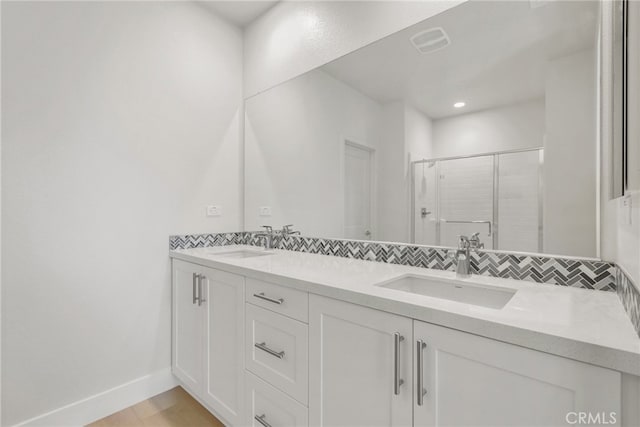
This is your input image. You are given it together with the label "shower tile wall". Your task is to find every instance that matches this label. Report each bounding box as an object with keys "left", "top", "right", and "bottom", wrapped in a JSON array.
[
  {"left": 498, "top": 150, "right": 541, "bottom": 252},
  {"left": 439, "top": 156, "right": 494, "bottom": 248}
]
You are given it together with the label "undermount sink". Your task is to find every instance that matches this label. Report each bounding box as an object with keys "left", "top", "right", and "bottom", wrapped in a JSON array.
[
  {"left": 209, "top": 249, "right": 273, "bottom": 259},
  {"left": 377, "top": 275, "right": 516, "bottom": 309}
]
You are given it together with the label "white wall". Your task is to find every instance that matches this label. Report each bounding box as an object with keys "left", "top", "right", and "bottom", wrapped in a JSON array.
[
  {"left": 602, "top": 1, "right": 640, "bottom": 284},
  {"left": 544, "top": 49, "right": 597, "bottom": 258},
  {"left": 377, "top": 103, "right": 406, "bottom": 242},
  {"left": 405, "top": 105, "right": 434, "bottom": 161},
  {"left": 243, "top": 0, "right": 465, "bottom": 98},
  {"left": 377, "top": 103, "right": 432, "bottom": 243},
  {"left": 244, "top": 69, "right": 381, "bottom": 237},
  {"left": 1, "top": 2, "right": 243, "bottom": 425},
  {"left": 431, "top": 100, "right": 545, "bottom": 158}
]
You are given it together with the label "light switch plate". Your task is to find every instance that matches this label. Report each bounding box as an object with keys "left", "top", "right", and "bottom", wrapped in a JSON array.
[
  {"left": 207, "top": 205, "right": 221, "bottom": 217},
  {"left": 259, "top": 206, "right": 272, "bottom": 216},
  {"left": 623, "top": 196, "right": 632, "bottom": 225}
]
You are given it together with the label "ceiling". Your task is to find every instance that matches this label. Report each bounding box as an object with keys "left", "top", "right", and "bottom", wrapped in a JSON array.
[
  {"left": 200, "top": 1, "right": 279, "bottom": 27},
  {"left": 322, "top": 0, "right": 598, "bottom": 119}
]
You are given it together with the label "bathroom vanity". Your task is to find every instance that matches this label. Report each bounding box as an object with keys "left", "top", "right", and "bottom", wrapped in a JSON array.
[
  {"left": 169, "top": 246, "right": 640, "bottom": 427},
  {"left": 169, "top": 1, "right": 640, "bottom": 425}
]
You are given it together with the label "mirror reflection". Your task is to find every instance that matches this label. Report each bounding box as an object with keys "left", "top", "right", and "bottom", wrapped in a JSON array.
[{"left": 245, "top": 0, "right": 600, "bottom": 258}]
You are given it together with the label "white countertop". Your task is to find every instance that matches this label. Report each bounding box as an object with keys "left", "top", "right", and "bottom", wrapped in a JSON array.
[{"left": 170, "top": 245, "right": 640, "bottom": 376}]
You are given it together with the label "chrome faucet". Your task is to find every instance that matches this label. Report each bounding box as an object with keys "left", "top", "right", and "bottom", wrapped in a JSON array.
[
  {"left": 451, "top": 236, "right": 472, "bottom": 278},
  {"left": 256, "top": 225, "right": 275, "bottom": 250},
  {"left": 449, "top": 233, "right": 484, "bottom": 278},
  {"left": 282, "top": 224, "right": 300, "bottom": 238}
]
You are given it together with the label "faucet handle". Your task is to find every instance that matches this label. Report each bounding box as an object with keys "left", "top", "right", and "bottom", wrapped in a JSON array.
[
  {"left": 469, "top": 232, "right": 485, "bottom": 249},
  {"left": 261, "top": 225, "right": 273, "bottom": 233},
  {"left": 282, "top": 224, "right": 294, "bottom": 233}
]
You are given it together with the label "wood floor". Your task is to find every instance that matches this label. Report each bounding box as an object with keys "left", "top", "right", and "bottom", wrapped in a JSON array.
[{"left": 87, "top": 386, "right": 225, "bottom": 427}]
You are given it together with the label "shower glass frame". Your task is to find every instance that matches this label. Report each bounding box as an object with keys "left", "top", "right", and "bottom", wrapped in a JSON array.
[{"left": 410, "top": 147, "right": 544, "bottom": 252}]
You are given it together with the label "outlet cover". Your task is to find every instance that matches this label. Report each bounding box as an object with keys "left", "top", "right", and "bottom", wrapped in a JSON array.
[
  {"left": 207, "top": 205, "right": 221, "bottom": 217},
  {"left": 259, "top": 206, "right": 272, "bottom": 216}
]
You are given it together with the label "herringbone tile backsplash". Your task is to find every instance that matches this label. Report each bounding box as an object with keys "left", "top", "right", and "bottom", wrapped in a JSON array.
[
  {"left": 170, "top": 232, "right": 616, "bottom": 291},
  {"left": 617, "top": 268, "right": 640, "bottom": 337}
]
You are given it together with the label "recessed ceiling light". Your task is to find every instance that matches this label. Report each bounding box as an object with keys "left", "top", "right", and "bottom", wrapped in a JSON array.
[{"left": 453, "top": 102, "right": 466, "bottom": 108}]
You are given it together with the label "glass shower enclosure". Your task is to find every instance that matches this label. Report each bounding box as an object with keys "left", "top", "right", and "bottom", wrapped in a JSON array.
[{"left": 412, "top": 148, "right": 543, "bottom": 253}]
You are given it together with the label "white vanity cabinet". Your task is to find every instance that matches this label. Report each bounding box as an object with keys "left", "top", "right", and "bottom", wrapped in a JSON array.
[
  {"left": 172, "top": 259, "right": 245, "bottom": 426},
  {"left": 171, "top": 256, "right": 630, "bottom": 427},
  {"left": 309, "top": 294, "right": 622, "bottom": 427},
  {"left": 309, "top": 294, "right": 414, "bottom": 427},
  {"left": 414, "top": 320, "right": 621, "bottom": 427}
]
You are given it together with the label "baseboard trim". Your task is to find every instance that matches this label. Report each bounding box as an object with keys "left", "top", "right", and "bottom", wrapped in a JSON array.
[{"left": 13, "top": 368, "right": 178, "bottom": 427}]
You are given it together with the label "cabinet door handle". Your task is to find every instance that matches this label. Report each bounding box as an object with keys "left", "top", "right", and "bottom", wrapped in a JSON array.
[
  {"left": 254, "top": 414, "right": 273, "bottom": 427},
  {"left": 255, "top": 342, "right": 285, "bottom": 359},
  {"left": 417, "top": 340, "right": 427, "bottom": 406},
  {"left": 393, "top": 332, "right": 405, "bottom": 395},
  {"left": 253, "top": 292, "right": 284, "bottom": 305},
  {"left": 198, "top": 275, "right": 206, "bottom": 306},
  {"left": 192, "top": 273, "right": 198, "bottom": 305}
]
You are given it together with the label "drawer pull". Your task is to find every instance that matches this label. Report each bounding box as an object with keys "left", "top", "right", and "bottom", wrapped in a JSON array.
[
  {"left": 255, "top": 342, "right": 285, "bottom": 359},
  {"left": 255, "top": 414, "right": 273, "bottom": 427},
  {"left": 253, "top": 292, "right": 284, "bottom": 305}
]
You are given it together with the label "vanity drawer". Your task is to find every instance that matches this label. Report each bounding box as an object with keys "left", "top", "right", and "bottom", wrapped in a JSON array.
[
  {"left": 246, "top": 371, "right": 308, "bottom": 427},
  {"left": 245, "top": 304, "right": 309, "bottom": 404},
  {"left": 246, "top": 278, "right": 308, "bottom": 323}
]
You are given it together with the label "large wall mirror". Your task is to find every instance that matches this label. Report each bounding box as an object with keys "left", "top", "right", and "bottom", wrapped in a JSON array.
[{"left": 245, "top": 0, "right": 624, "bottom": 259}]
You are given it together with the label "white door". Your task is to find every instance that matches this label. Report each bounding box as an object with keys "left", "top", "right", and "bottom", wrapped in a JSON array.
[
  {"left": 202, "top": 267, "right": 245, "bottom": 426},
  {"left": 344, "top": 142, "right": 373, "bottom": 240},
  {"left": 172, "top": 260, "right": 203, "bottom": 394},
  {"left": 413, "top": 320, "right": 621, "bottom": 427},
  {"left": 309, "top": 294, "right": 413, "bottom": 427}
]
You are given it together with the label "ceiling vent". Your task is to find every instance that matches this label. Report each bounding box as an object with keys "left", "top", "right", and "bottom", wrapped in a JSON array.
[{"left": 410, "top": 27, "right": 450, "bottom": 54}]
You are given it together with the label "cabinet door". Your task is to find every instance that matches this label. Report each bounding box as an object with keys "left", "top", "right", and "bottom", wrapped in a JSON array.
[
  {"left": 172, "top": 259, "right": 203, "bottom": 394},
  {"left": 201, "top": 267, "right": 245, "bottom": 426},
  {"left": 309, "top": 294, "right": 413, "bottom": 427},
  {"left": 414, "top": 320, "right": 621, "bottom": 427}
]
